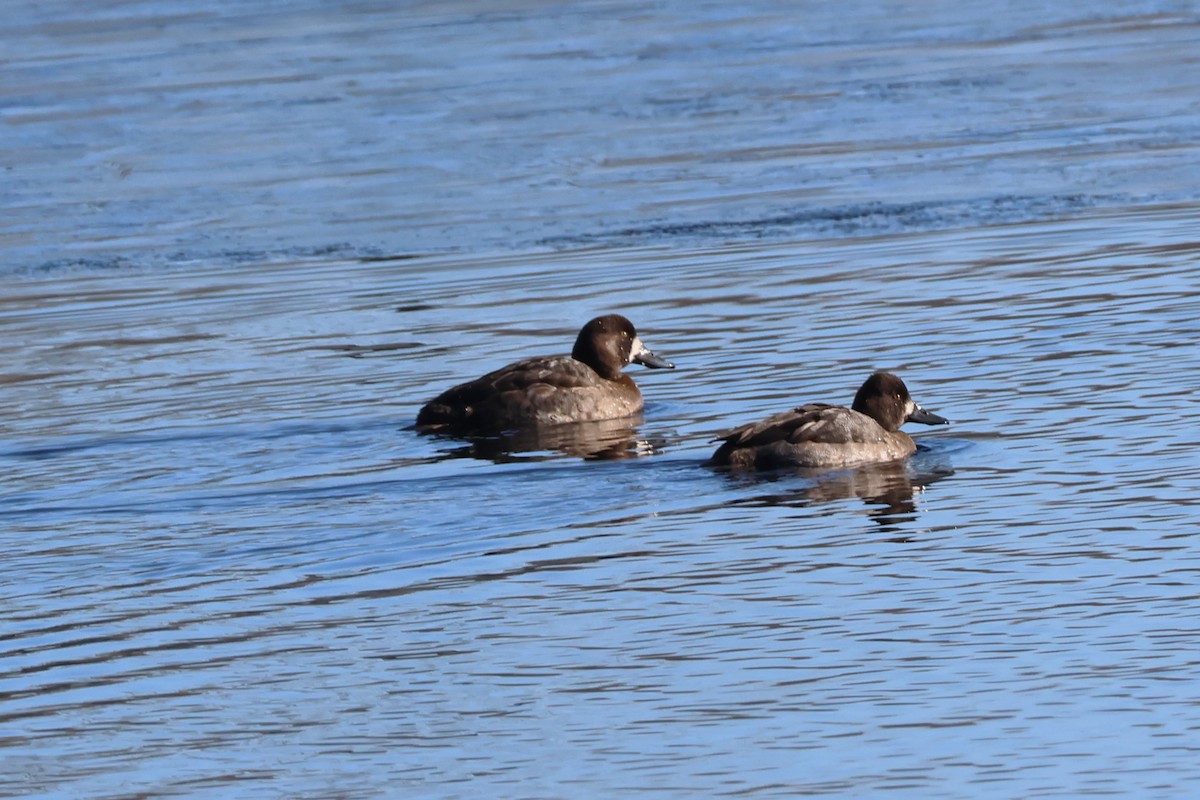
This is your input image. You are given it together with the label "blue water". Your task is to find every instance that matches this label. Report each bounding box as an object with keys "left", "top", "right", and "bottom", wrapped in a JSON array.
[{"left": 4, "top": 2, "right": 1200, "bottom": 799}]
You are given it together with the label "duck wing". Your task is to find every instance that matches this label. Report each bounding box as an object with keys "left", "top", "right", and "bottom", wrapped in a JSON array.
[
  {"left": 486, "top": 355, "right": 599, "bottom": 393},
  {"left": 716, "top": 403, "right": 888, "bottom": 447},
  {"left": 417, "top": 355, "right": 600, "bottom": 429},
  {"left": 714, "top": 403, "right": 839, "bottom": 447}
]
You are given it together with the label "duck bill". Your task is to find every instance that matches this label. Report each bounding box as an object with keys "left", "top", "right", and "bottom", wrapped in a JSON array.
[
  {"left": 907, "top": 404, "right": 949, "bottom": 425},
  {"left": 630, "top": 336, "right": 674, "bottom": 369}
]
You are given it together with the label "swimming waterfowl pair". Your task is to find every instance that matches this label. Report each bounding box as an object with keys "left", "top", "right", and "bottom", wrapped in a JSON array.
[{"left": 416, "top": 314, "right": 948, "bottom": 468}]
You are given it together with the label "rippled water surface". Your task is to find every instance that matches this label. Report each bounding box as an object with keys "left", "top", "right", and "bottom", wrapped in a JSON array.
[{"left": 4, "top": 2, "right": 1200, "bottom": 799}]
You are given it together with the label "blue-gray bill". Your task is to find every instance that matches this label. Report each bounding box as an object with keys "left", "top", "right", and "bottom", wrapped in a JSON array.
[
  {"left": 907, "top": 405, "right": 949, "bottom": 425},
  {"left": 634, "top": 349, "right": 674, "bottom": 369}
]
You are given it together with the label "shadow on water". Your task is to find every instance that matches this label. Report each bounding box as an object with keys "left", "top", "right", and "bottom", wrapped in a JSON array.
[{"left": 418, "top": 415, "right": 671, "bottom": 463}]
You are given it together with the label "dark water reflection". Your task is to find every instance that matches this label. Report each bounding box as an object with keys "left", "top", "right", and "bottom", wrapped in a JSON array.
[
  {"left": 722, "top": 452, "right": 958, "bottom": 535},
  {"left": 5, "top": 1, "right": 1200, "bottom": 799},
  {"left": 422, "top": 415, "right": 667, "bottom": 463}
]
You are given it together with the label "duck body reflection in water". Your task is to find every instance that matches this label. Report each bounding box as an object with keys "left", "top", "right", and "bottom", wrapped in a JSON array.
[
  {"left": 709, "top": 372, "right": 948, "bottom": 470},
  {"left": 416, "top": 314, "right": 674, "bottom": 434},
  {"left": 425, "top": 415, "right": 665, "bottom": 463},
  {"left": 724, "top": 456, "right": 956, "bottom": 533}
]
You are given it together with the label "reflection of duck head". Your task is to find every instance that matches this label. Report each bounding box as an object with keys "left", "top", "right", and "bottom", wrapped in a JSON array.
[
  {"left": 725, "top": 457, "right": 954, "bottom": 533},
  {"left": 426, "top": 415, "right": 663, "bottom": 463}
]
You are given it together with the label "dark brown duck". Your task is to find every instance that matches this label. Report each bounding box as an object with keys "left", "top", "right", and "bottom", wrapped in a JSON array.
[
  {"left": 416, "top": 314, "right": 674, "bottom": 433},
  {"left": 709, "top": 371, "right": 948, "bottom": 470}
]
